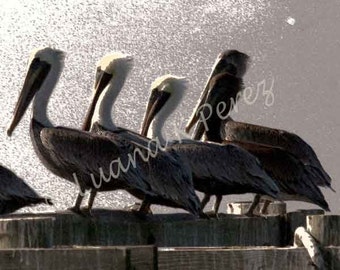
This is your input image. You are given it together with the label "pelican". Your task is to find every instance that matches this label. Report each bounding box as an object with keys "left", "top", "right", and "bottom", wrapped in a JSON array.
[
  {"left": 6, "top": 47, "right": 200, "bottom": 217},
  {"left": 140, "top": 75, "right": 280, "bottom": 216},
  {"left": 0, "top": 164, "right": 52, "bottom": 214},
  {"left": 187, "top": 50, "right": 332, "bottom": 190},
  {"left": 186, "top": 50, "right": 331, "bottom": 213}
]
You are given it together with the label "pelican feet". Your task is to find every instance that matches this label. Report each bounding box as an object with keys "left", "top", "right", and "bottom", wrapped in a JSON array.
[
  {"left": 68, "top": 206, "right": 86, "bottom": 217},
  {"left": 259, "top": 200, "right": 271, "bottom": 215},
  {"left": 125, "top": 202, "right": 153, "bottom": 214},
  {"left": 125, "top": 202, "right": 142, "bottom": 212},
  {"left": 80, "top": 206, "right": 94, "bottom": 217},
  {"left": 203, "top": 210, "right": 219, "bottom": 219},
  {"left": 199, "top": 211, "right": 211, "bottom": 220}
]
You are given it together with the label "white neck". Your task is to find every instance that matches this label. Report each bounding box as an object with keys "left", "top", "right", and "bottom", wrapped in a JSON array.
[
  {"left": 91, "top": 73, "right": 128, "bottom": 130},
  {"left": 148, "top": 89, "right": 184, "bottom": 145},
  {"left": 32, "top": 61, "right": 63, "bottom": 127},
  {"left": 149, "top": 118, "right": 166, "bottom": 145}
]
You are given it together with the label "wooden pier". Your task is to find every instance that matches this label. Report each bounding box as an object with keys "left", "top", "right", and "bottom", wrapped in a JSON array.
[{"left": 0, "top": 203, "right": 338, "bottom": 269}]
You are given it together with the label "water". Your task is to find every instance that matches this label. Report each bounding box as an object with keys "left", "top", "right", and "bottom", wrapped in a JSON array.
[{"left": 0, "top": 0, "right": 339, "bottom": 214}]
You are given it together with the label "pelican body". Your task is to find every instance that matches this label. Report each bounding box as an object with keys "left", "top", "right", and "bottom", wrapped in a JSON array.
[
  {"left": 187, "top": 50, "right": 332, "bottom": 190},
  {"left": 140, "top": 75, "right": 280, "bottom": 215},
  {"left": 186, "top": 50, "right": 331, "bottom": 213},
  {"left": 0, "top": 165, "right": 52, "bottom": 214}
]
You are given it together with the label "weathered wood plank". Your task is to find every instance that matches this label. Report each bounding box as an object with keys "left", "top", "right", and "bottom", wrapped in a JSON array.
[
  {"left": 0, "top": 246, "right": 339, "bottom": 270},
  {"left": 0, "top": 210, "right": 285, "bottom": 248},
  {"left": 52, "top": 211, "right": 146, "bottom": 246},
  {"left": 0, "top": 246, "right": 156, "bottom": 270},
  {"left": 147, "top": 215, "right": 285, "bottom": 246},
  {"left": 0, "top": 247, "right": 127, "bottom": 270},
  {"left": 128, "top": 245, "right": 156, "bottom": 270},
  {"left": 0, "top": 217, "right": 54, "bottom": 248},
  {"left": 158, "top": 247, "right": 340, "bottom": 270}
]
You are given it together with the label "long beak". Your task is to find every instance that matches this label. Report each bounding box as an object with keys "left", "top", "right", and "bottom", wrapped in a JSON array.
[
  {"left": 140, "top": 89, "right": 171, "bottom": 137},
  {"left": 7, "top": 59, "right": 51, "bottom": 136},
  {"left": 185, "top": 54, "right": 225, "bottom": 133},
  {"left": 82, "top": 70, "right": 113, "bottom": 131}
]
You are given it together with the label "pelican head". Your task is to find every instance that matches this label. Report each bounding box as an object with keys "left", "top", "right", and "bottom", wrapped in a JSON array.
[
  {"left": 215, "top": 50, "right": 249, "bottom": 79},
  {"left": 141, "top": 75, "right": 187, "bottom": 137},
  {"left": 185, "top": 50, "right": 249, "bottom": 133},
  {"left": 82, "top": 52, "right": 133, "bottom": 131},
  {"left": 7, "top": 47, "right": 65, "bottom": 136}
]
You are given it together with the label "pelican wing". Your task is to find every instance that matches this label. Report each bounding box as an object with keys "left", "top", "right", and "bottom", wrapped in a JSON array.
[
  {"left": 92, "top": 125, "right": 200, "bottom": 213},
  {"left": 236, "top": 142, "right": 329, "bottom": 210},
  {"left": 40, "top": 126, "right": 150, "bottom": 192},
  {"left": 225, "top": 121, "right": 332, "bottom": 186},
  {"left": 0, "top": 165, "right": 42, "bottom": 201},
  {"left": 41, "top": 126, "right": 199, "bottom": 213},
  {"left": 0, "top": 165, "right": 52, "bottom": 216},
  {"left": 170, "top": 140, "right": 279, "bottom": 197},
  {"left": 147, "top": 150, "right": 200, "bottom": 213}
]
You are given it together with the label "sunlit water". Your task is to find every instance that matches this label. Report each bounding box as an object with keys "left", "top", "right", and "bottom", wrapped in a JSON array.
[{"left": 0, "top": 0, "right": 339, "bottom": 214}]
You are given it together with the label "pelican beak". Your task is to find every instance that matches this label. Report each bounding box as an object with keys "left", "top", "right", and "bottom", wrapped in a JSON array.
[
  {"left": 140, "top": 88, "right": 171, "bottom": 137},
  {"left": 185, "top": 53, "right": 227, "bottom": 133},
  {"left": 7, "top": 58, "right": 51, "bottom": 136},
  {"left": 82, "top": 69, "right": 113, "bottom": 131}
]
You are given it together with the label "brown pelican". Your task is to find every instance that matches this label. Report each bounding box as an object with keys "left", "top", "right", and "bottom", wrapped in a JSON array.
[
  {"left": 187, "top": 50, "right": 332, "bottom": 190},
  {"left": 0, "top": 164, "right": 52, "bottom": 214},
  {"left": 140, "top": 75, "right": 280, "bottom": 216},
  {"left": 186, "top": 50, "right": 331, "bottom": 213},
  {"left": 6, "top": 47, "right": 200, "bottom": 217}
]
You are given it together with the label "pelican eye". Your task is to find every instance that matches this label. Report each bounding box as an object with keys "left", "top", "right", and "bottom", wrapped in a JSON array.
[{"left": 30, "top": 58, "right": 42, "bottom": 70}]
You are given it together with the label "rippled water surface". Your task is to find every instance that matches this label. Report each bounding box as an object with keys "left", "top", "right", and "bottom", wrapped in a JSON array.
[{"left": 0, "top": 0, "right": 339, "bottom": 213}]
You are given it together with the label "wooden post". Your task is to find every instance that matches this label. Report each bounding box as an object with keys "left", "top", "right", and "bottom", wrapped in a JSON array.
[
  {"left": 0, "top": 247, "right": 134, "bottom": 270},
  {"left": 286, "top": 209, "right": 324, "bottom": 245},
  {"left": 158, "top": 247, "right": 340, "bottom": 270},
  {"left": 0, "top": 210, "right": 285, "bottom": 248},
  {"left": 0, "top": 246, "right": 338, "bottom": 269},
  {"left": 0, "top": 217, "right": 54, "bottom": 248},
  {"left": 128, "top": 246, "right": 157, "bottom": 270},
  {"left": 307, "top": 215, "right": 340, "bottom": 246}
]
